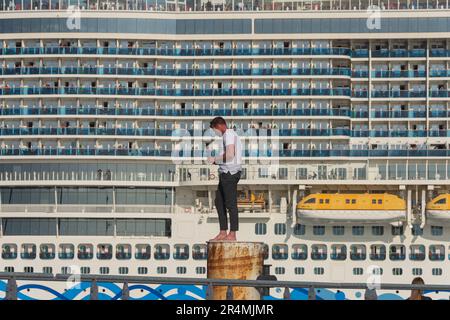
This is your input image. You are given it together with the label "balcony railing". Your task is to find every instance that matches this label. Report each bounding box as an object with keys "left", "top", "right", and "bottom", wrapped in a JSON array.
[
  {"left": 0, "top": 127, "right": 352, "bottom": 137},
  {"left": 0, "top": 47, "right": 354, "bottom": 57},
  {"left": 4, "top": 107, "right": 448, "bottom": 118},
  {"left": 0, "top": 106, "right": 352, "bottom": 117},
  {"left": 4, "top": 46, "right": 448, "bottom": 58},
  {"left": 0, "top": 87, "right": 352, "bottom": 97},
  {"left": 1, "top": 128, "right": 448, "bottom": 139},
  {"left": 371, "top": 70, "right": 426, "bottom": 78},
  {"left": 3, "top": 87, "right": 448, "bottom": 98},
  {"left": 0, "top": 67, "right": 352, "bottom": 77},
  {"left": 1, "top": 148, "right": 449, "bottom": 158}
]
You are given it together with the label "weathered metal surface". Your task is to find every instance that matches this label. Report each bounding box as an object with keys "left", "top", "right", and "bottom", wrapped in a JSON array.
[{"left": 207, "top": 241, "right": 265, "bottom": 300}]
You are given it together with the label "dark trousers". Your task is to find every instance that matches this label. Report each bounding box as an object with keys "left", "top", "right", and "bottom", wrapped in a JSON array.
[{"left": 215, "top": 171, "right": 241, "bottom": 231}]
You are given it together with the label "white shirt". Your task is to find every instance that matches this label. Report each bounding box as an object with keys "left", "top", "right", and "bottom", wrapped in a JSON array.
[{"left": 218, "top": 129, "right": 242, "bottom": 174}]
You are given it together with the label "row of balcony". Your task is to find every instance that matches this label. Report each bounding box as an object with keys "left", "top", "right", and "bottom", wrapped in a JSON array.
[
  {"left": 2, "top": 67, "right": 450, "bottom": 78},
  {"left": 1, "top": 128, "right": 449, "bottom": 137},
  {"left": 0, "top": 148, "right": 449, "bottom": 157},
  {"left": 0, "top": 66, "right": 352, "bottom": 77},
  {"left": 0, "top": 87, "right": 352, "bottom": 96},
  {"left": 3, "top": 47, "right": 448, "bottom": 58},
  {"left": 3, "top": 67, "right": 450, "bottom": 78},
  {"left": 3, "top": 87, "right": 450, "bottom": 98},
  {"left": 3, "top": 107, "right": 449, "bottom": 118},
  {"left": 0, "top": 106, "right": 352, "bottom": 117}
]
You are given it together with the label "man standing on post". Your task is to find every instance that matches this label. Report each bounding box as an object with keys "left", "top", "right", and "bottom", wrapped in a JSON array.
[{"left": 208, "top": 117, "right": 242, "bottom": 241}]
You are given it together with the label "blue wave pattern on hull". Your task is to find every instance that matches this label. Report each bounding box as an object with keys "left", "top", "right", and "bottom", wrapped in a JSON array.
[
  {"left": 0, "top": 280, "right": 207, "bottom": 300},
  {"left": 0, "top": 280, "right": 443, "bottom": 300}
]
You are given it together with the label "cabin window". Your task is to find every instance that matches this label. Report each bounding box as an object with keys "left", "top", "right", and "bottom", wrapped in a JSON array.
[
  {"left": 314, "top": 267, "right": 325, "bottom": 275},
  {"left": 135, "top": 244, "right": 151, "bottom": 260},
  {"left": 389, "top": 245, "right": 406, "bottom": 260},
  {"left": 371, "top": 226, "right": 384, "bottom": 236},
  {"left": 378, "top": 199, "right": 382, "bottom": 204},
  {"left": 435, "top": 198, "right": 446, "bottom": 204},
  {"left": 331, "top": 244, "right": 347, "bottom": 260},
  {"left": 275, "top": 267, "right": 285, "bottom": 275},
  {"left": 80, "top": 267, "right": 90, "bottom": 274},
  {"left": 431, "top": 226, "right": 444, "bottom": 236},
  {"left": 118, "top": 267, "right": 129, "bottom": 275},
  {"left": 275, "top": 223, "right": 287, "bottom": 235},
  {"left": 59, "top": 244, "right": 75, "bottom": 259},
  {"left": 77, "top": 244, "right": 93, "bottom": 260},
  {"left": 345, "top": 199, "right": 350, "bottom": 204},
  {"left": 371, "top": 199, "right": 376, "bottom": 204},
  {"left": 429, "top": 245, "right": 445, "bottom": 261},
  {"left": 137, "top": 266, "right": 147, "bottom": 275},
  {"left": 392, "top": 268, "right": 403, "bottom": 276},
  {"left": 351, "top": 199, "right": 356, "bottom": 204},
  {"left": 2, "top": 244, "right": 18, "bottom": 259},
  {"left": 255, "top": 223, "right": 267, "bottom": 235},
  {"left": 372, "top": 267, "right": 383, "bottom": 275},
  {"left": 192, "top": 244, "right": 207, "bottom": 260},
  {"left": 272, "top": 244, "right": 288, "bottom": 260},
  {"left": 97, "top": 244, "right": 113, "bottom": 260},
  {"left": 370, "top": 244, "right": 386, "bottom": 260},
  {"left": 100, "top": 267, "right": 110, "bottom": 274},
  {"left": 304, "top": 198, "right": 316, "bottom": 204},
  {"left": 432, "top": 268, "right": 443, "bottom": 276},
  {"left": 196, "top": 267, "right": 206, "bottom": 274},
  {"left": 116, "top": 244, "right": 132, "bottom": 260},
  {"left": 313, "top": 226, "right": 325, "bottom": 236},
  {"left": 332, "top": 226, "right": 345, "bottom": 236},
  {"left": 412, "top": 268, "right": 423, "bottom": 276},
  {"left": 40, "top": 244, "right": 55, "bottom": 260},
  {"left": 325, "top": 199, "right": 330, "bottom": 204},
  {"left": 350, "top": 244, "right": 366, "bottom": 260},
  {"left": 42, "top": 267, "right": 53, "bottom": 274},
  {"left": 61, "top": 266, "right": 74, "bottom": 275},
  {"left": 157, "top": 267, "right": 167, "bottom": 274},
  {"left": 176, "top": 267, "right": 187, "bottom": 274},
  {"left": 294, "top": 224, "right": 306, "bottom": 235},
  {"left": 24, "top": 267, "right": 34, "bottom": 273},
  {"left": 174, "top": 244, "right": 189, "bottom": 260},
  {"left": 294, "top": 267, "right": 305, "bottom": 275},
  {"left": 21, "top": 244, "right": 36, "bottom": 260},
  {"left": 296, "top": 168, "right": 308, "bottom": 179},
  {"left": 352, "top": 226, "right": 364, "bottom": 236},
  {"left": 292, "top": 244, "right": 308, "bottom": 260},
  {"left": 409, "top": 245, "right": 425, "bottom": 261},
  {"left": 154, "top": 244, "right": 170, "bottom": 260},
  {"left": 319, "top": 199, "right": 324, "bottom": 204},
  {"left": 391, "top": 226, "right": 404, "bottom": 236},
  {"left": 311, "top": 244, "right": 327, "bottom": 260},
  {"left": 353, "top": 268, "right": 364, "bottom": 275}
]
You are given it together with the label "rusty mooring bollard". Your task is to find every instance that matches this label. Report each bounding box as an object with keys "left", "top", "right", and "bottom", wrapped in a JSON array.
[{"left": 207, "top": 241, "right": 265, "bottom": 300}]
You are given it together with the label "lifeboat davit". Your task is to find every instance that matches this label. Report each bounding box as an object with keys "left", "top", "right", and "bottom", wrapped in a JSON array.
[
  {"left": 296, "top": 193, "right": 406, "bottom": 223},
  {"left": 426, "top": 194, "right": 450, "bottom": 223}
]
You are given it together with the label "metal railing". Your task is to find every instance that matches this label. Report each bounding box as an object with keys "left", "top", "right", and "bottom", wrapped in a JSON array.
[{"left": 0, "top": 272, "right": 448, "bottom": 300}]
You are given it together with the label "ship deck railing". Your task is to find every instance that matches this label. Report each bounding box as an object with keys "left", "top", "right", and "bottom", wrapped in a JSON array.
[{"left": 0, "top": 272, "right": 449, "bottom": 300}]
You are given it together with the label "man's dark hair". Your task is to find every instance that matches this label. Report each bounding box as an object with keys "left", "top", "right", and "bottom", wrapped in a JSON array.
[{"left": 210, "top": 117, "right": 227, "bottom": 128}]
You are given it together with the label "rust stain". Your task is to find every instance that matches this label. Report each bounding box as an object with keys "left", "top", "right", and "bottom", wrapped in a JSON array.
[{"left": 207, "top": 242, "right": 264, "bottom": 300}]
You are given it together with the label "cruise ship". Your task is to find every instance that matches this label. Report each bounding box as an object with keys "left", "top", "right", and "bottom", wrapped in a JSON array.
[{"left": 1, "top": 0, "right": 450, "bottom": 300}]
